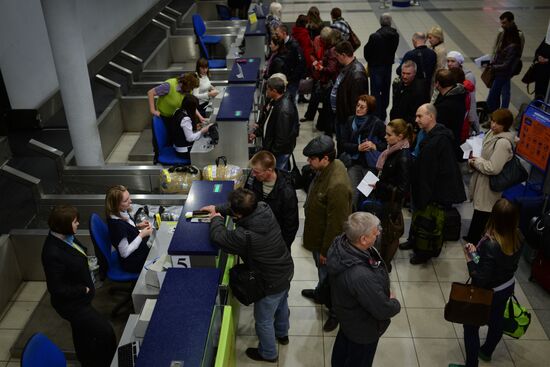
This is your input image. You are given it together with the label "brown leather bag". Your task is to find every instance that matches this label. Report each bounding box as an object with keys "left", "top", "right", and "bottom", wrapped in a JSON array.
[
  {"left": 444, "top": 279, "right": 494, "bottom": 326},
  {"left": 481, "top": 66, "right": 495, "bottom": 88}
]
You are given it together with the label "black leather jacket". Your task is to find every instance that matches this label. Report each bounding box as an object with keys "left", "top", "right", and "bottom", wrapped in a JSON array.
[
  {"left": 468, "top": 236, "right": 522, "bottom": 289},
  {"left": 260, "top": 93, "right": 299, "bottom": 155},
  {"left": 374, "top": 148, "right": 413, "bottom": 204}
]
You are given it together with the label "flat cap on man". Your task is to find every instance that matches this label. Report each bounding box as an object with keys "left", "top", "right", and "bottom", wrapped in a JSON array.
[{"left": 303, "top": 135, "right": 335, "bottom": 157}]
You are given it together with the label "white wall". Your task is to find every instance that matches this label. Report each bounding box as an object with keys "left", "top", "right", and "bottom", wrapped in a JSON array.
[{"left": 0, "top": 0, "right": 159, "bottom": 110}]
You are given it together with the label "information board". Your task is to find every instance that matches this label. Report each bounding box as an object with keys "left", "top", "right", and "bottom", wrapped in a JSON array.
[{"left": 516, "top": 101, "right": 550, "bottom": 172}]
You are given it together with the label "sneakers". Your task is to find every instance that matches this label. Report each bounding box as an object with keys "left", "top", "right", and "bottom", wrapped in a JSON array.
[
  {"left": 245, "top": 348, "right": 277, "bottom": 363},
  {"left": 323, "top": 317, "right": 339, "bottom": 332},
  {"left": 277, "top": 336, "right": 289, "bottom": 345},
  {"left": 301, "top": 289, "right": 322, "bottom": 304},
  {"left": 399, "top": 241, "right": 414, "bottom": 250}
]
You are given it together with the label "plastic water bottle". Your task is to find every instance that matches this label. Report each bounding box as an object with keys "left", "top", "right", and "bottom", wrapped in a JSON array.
[{"left": 465, "top": 245, "right": 480, "bottom": 264}]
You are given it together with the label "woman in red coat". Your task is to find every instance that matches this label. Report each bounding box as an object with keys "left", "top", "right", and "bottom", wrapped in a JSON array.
[{"left": 292, "top": 14, "right": 314, "bottom": 70}]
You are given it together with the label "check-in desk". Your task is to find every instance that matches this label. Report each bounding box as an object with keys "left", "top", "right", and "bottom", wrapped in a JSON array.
[
  {"left": 136, "top": 267, "right": 221, "bottom": 367},
  {"left": 167, "top": 180, "right": 233, "bottom": 267},
  {"left": 243, "top": 19, "right": 266, "bottom": 68},
  {"left": 228, "top": 57, "right": 260, "bottom": 85},
  {"left": 204, "top": 85, "right": 255, "bottom": 168}
]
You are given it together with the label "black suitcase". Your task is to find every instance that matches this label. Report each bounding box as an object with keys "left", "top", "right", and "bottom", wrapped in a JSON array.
[{"left": 443, "top": 207, "right": 461, "bottom": 241}]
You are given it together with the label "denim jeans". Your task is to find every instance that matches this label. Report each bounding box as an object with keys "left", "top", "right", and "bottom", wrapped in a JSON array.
[
  {"left": 304, "top": 80, "right": 322, "bottom": 120},
  {"left": 369, "top": 65, "right": 392, "bottom": 121},
  {"left": 463, "top": 283, "right": 515, "bottom": 367},
  {"left": 287, "top": 82, "right": 299, "bottom": 102},
  {"left": 313, "top": 251, "right": 336, "bottom": 318},
  {"left": 486, "top": 76, "right": 511, "bottom": 112},
  {"left": 276, "top": 154, "right": 291, "bottom": 171},
  {"left": 331, "top": 329, "right": 379, "bottom": 367},
  {"left": 254, "top": 289, "right": 290, "bottom": 360}
]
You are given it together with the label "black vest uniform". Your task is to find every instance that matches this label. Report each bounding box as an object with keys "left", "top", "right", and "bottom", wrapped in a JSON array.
[
  {"left": 167, "top": 108, "right": 196, "bottom": 159},
  {"left": 107, "top": 217, "right": 150, "bottom": 274}
]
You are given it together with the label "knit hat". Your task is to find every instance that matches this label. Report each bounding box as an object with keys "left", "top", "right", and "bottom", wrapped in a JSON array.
[
  {"left": 447, "top": 51, "right": 464, "bottom": 65},
  {"left": 428, "top": 26, "right": 444, "bottom": 42}
]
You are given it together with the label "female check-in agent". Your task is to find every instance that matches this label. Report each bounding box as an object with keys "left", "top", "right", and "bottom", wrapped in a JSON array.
[
  {"left": 105, "top": 185, "right": 153, "bottom": 274},
  {"left": 41, "top": 205, "right": 116, "bottom": 367}
]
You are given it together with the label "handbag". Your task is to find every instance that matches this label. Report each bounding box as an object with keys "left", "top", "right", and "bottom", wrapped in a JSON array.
[
  {"left": 298, "top": 78, "right": 314, "bottom": 95},
  {"left": 488, "top": 140, "right": 528, "bottom": 192},
  {"left": 481, "top": 66, "right": 495, "bottom": 88},
  {"left": 503, "top": 294, "right": 531, "bottom": 338},
  {"left": 444, "top": 279, "right": 494, "bottom": 326},
  {"left": 521, "top": 62, "right": 537, "bottom": 95},
  {"left": 348, "top": 29, "right": 361, "bottom": 51},
  {"left": 381, "top": 188, "right": 404, "bottom": 243},
  {"left": 363, "top": 118, "right": 382, "bottom": 168},
  {"left": 229, "top": 231, "right": 265, "bottom": 306},
  {"left": 289, "top": 153, "right": 305, "bottom": 190}
]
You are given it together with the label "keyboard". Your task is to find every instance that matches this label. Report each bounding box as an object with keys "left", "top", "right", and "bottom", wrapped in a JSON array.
[{"left": 118, "top": 341, "right": 139, "bottom": 367}]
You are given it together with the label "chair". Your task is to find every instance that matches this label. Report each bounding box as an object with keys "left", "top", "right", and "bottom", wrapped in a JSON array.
[
  {"left": 152, "top": 116, "right": 190, "bottom": 165},
  {"left": 22, "top": 333, "right": 66, "bottom": 367},
  {"left": 89, "top": 213, "right": 139, "bottom": 317},
  {"left": 192, "top": 14, "right": 222, "bottom": 45},
  {"left": 196, "top": 35, "right": 227, "bottom": 69},
  {"left": 216, "top": 4, "right": 240, "bottom": 20}
]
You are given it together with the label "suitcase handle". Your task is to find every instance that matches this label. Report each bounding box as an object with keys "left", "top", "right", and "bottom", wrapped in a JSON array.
[{"left": 215, "top": 156, "right": 228, "bottom": 167}]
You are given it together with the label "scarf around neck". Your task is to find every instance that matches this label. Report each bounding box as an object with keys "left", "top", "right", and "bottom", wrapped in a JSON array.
[{"left": 376, "top": 138, "right": 409, "bottom": 171}]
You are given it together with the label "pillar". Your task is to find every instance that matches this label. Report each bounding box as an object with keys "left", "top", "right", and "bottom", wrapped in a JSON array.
[{"left": 41, "top": 0, "right": 104, "bottom": 165}]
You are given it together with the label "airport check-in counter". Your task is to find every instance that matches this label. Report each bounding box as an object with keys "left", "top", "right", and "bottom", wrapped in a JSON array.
[{"left": 243, "top": 18, "right": 266, "bottom": 68}]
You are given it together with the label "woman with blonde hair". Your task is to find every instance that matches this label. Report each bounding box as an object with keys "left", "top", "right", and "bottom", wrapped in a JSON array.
[
  {"left": 105, "top": 185, "right": 152, "bottom": 273},
  {"left": 450, "top": 198, "right": 523, "bottom": 367},
  {"left": 371, "top": 119, "right": 414, "bottom": 271},
  {"left": 428, "top": 25, "right": 447, "bottom": 71}
]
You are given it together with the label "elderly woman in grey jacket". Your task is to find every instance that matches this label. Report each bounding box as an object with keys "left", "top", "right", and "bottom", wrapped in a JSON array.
[{"left": 465, "top": 108, "right": 515, "bottom": 245}]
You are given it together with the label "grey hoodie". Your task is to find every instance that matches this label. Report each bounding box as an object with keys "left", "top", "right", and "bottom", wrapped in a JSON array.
[{"left": 327, "top": 234, "right": 401, "bottom": 344}]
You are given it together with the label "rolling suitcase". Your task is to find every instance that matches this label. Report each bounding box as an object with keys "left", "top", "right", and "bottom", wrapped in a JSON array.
[
  {"left": 530, "top": 251, "right": 550, "bottom": 293},
  {"left": 443, "top": 207, "right": 461, "bottom": 241}
]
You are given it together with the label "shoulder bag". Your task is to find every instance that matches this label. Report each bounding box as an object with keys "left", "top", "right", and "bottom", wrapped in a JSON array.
[
  {"left": 521, "top": 62, "right": 537, "bottom": 95},
  {"left": 363, "top": 118, "right": 383, "bottom": 168},
  {"left": 488, "top": 139, "right": 528, "bottom": 192},
  {"left": 229, "top": 231, "right": 265, "bottom": 306},
  {"left": 481, "top": 66, "right": 495, "bottom": 88},
  {"left": 503, "top": 294, "right": 531, "bottom": 338},
  {"left": 290, "top": 153, "right": 305, "bottom": 190},
  {"left": 444, "top": 278, "right": 494, "bottom": 326}
]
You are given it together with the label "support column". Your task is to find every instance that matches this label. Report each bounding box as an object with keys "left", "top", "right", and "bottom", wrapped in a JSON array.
[{"left": 41, "top": 0, "right": 104, "bottom": 166}]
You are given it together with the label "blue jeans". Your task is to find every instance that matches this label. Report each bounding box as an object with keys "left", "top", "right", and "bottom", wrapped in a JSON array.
[
  {"left": 276, "top": 154, "right": 290, "bottom": 171},
  {"left": 463, "top": 283, "right": 515, "bottom": 367},
  {"left": 331, "top": 329, "right": 379, "bottom": 367},
  {"left": 486, "top": 76, "right": 511, "bottom": 112},
  {"left": 254, "top": 289, "right": 290, "bottom": 360},
  {"left": 287, "top": 82, "right": 299, "bottom": 102},
  {"left": 313, "top": 251, "right": 336, "bottom": 317},
  {"left": 369, "top": 65, "right": 392, "bottom": 121}
]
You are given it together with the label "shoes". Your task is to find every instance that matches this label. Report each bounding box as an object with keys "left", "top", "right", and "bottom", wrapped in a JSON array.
[
  {"left": 298, "top": 97, "right": 310, "bottom": 103},
  {"left": 478, "top": 350, "right": 491, "bottom": 362},
  {"left": 277, "top": 336, "right": 289, "bottom": 345},
  {"left": 410, "top": 255, "right": 429, "bottom": 265},
  {"left": 300, "top": 117, "right": 312, "bottom": 122},
  {"left": 301, "top": 289, "right": 322, "bottom": 304},
  {"left": 399, "top": 241, "right": 413, "bottom": 250},
  {"left": 323, "top": 317, "right": 339, "bottom": 332},
  {"left": 245, "top": 348, "right": 277, "bottom": 363}
]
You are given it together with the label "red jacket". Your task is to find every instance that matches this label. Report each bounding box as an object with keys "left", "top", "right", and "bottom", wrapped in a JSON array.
[{"left": 291, "top": 26, "right": 314, "bottom": 69}]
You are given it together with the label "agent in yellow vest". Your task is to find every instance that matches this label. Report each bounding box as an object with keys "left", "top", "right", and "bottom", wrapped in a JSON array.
[{"left": 147, "top": 72, "right": 204, "bottom": 121}]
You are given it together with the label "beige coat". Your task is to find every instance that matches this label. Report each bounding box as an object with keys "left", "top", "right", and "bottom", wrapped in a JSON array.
[
  {"left": 469, "top": 130, "right": 515, "bottom": 212},
  {"left": 432, "top": 42, "right": 447, "bottom": 72}
]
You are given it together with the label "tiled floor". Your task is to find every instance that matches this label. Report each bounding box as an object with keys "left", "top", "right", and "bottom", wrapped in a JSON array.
[
  {"left": 0, "top": 281, "right": 46, "bottom": 365},
  {"left": 235, "top": 1, "right": 550, "bottom": 365}
]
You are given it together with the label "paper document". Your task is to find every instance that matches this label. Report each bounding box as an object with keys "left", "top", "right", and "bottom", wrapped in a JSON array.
[
  {"left": 464, "top": 134, "right": 484, "bottom": 158},
  {"left": 357, "top": 171, "right": 380, "bottom": 197},
  {"left": 474, "top": 54, "right": 491, "bottom": 68}
]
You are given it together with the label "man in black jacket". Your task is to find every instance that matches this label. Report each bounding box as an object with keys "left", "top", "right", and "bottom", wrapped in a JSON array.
[
  {"left": 247, "top": 150, "right": 299, "bottom": 249},
  {"left": 408, "top": 104, "right": 466, "bottom": 264},
  {"left": 204, "top": 188, "right": 294, "bottom": 363},
  {"left": 274, "top": 24, "right": 306, "bottom": 100},
  {"left": 363, "top": 13, "right": 399, "bottom": 121},
  {"left": 396, "top": 32, "right": 437, "bottom": 97},
  {"left": 332, "top": 41, "right": 369, "bottom": 154},
  {"left": 256, "top": 76, "right": 299, "bottom": 170},
  {"left": 433, "top": 68, "right": 467, "bottom": 159},
  {"left": 390, "top": 60, "right": 429, "bottom": 129}
]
